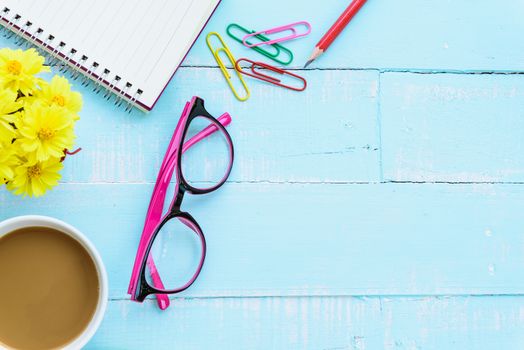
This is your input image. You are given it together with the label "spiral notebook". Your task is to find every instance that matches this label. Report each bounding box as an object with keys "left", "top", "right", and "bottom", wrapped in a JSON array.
[{"left": 0, "top": 0, "right": 221, "bottom": 111}]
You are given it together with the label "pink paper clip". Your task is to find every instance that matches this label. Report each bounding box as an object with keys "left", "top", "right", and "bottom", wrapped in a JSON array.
[{"left": 242, "top": 21, "right": 312, "bottom": 48}]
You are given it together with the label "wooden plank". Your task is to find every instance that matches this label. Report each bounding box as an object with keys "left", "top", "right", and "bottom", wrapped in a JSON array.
[
  {"left": 381, "top": 72, "right": 524, "bottom": 183},
  {"left": 88, "top": 296, "right": 524, "bottom": 349},
  {"left": 0, "top": 41, "right": 381, "bottom": 183},
  {"left": 2, "top": 0, "right": 524, "bottom": 71},
  {"left": 182, "top": 0, "right": 524, "bottom": 71},
  {"left": 2, "top": 183, "right": 524, "bottom": 297},
  {"left": 58, "top": 67, "right": 380, "bottom": 183}
]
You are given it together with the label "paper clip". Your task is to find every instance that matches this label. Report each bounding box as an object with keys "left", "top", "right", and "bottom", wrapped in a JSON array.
[
  {"left": 206, "top": 32, "right": 250, "bottom": 101},
  {"left": 235, "top": 58, "right": 307, "bottom": 92},
  {"left": 226, "top": 23, "right": 293, "bottom": 66},
  {"left": 242, "top": 21, "right": 312, "bottom": 48}
]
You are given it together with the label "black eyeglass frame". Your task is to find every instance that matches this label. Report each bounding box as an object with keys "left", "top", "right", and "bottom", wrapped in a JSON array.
[{"left": 130, "top": 97, "right": 234, "bottom": 303}]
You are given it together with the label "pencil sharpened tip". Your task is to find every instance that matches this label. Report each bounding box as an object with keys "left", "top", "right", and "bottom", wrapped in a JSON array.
[
  {"left": 303, "top": 59, "right": 314, "bottom": 69},
  {"left": 304, "top": 48, "right": 323, "bottom": 68}
]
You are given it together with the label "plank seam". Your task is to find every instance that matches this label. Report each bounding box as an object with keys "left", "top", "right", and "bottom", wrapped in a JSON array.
[
  {"left": 53, "top": 181, "right": 524, "bottom": 185},
  {"left": 179, "top": 66, "right": 524, "bottom": 75},
  {"left": 296, "top": 67, "right": 524, "bottom": 75},
  {"left": 107, "top": 293, "right": 524, "bottom": 301},
  {"left": 51, "top": 63, "right": 524, "bottom": 74},
  {"left": 376, "top": 72, "right": 384, "bottom": 182},
  {"left": 388, "top": 180, "right": 524, "bottom": 185}
]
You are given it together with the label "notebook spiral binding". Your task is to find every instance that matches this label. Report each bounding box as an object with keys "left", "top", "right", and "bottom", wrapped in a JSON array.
[{"left": 0, "top": 7, "right": 143, "bottom": 113}]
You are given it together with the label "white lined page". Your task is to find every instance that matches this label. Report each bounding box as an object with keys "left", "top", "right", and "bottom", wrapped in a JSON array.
[{"left": 1, "top": 0, "right": 221, "bottom": 110}]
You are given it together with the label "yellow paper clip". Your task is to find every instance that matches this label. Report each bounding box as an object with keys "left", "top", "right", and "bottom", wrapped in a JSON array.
[{"left": 206, "top": 32, "right": 250, "bottom": 102}]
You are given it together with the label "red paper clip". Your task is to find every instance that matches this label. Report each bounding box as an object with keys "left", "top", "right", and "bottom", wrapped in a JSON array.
[{"left": 234, "top": 58, "right": 307, "bottom": 92}]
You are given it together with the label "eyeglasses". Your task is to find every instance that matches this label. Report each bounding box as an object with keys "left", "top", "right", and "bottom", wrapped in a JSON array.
[{"left": 128, "top": 96, "right": 234, "bottom": 310}]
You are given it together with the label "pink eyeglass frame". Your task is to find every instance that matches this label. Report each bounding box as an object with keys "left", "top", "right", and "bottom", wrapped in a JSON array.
[{"left": 128, "top": 96, "right": 234, "bottom": 309}]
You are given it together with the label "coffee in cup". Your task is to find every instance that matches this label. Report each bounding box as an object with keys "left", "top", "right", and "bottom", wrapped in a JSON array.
[{"left": 0, "top": 216, "right": 108, "bottom": 350}]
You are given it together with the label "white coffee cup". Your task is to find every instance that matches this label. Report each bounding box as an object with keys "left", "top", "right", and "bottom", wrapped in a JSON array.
[{"left": 0, "top": 215, "right": 108, "bottom": 350}]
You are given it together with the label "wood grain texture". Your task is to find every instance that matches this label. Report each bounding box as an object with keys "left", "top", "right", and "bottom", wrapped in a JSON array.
[
  {"left": 87, "top": 296, "right": 524, "bottom": 350},
  {"left": 3, "top": 0, "right": 524, "bottom": 72},
  {"left": 2, "top": 183, "right": 523, "bottom": 297},
  {"left": 184, "top": 0, "right": 524, "bottom": 71},
  {"left": 1, "top": 0, "right": 524, "bottom": 348},
  {"left": 381, "top": 73, "right": 524, "bottom": 183},
  {"left": 59, "top": 67, "right": 380, "bottom": 184}
]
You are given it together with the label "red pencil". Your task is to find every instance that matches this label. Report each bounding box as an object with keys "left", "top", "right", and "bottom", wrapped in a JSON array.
[{"left": 304, "top": 0, "right": 368, "bottom": 68}]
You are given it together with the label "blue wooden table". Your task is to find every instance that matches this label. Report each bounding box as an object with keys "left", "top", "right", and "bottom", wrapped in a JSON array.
[{"left": 2, "top": 1, "right": 524, "bottom": 349}]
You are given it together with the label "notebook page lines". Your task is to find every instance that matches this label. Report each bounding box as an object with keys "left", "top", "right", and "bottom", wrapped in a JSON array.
[
  {"left": 49, "top": 1, "right": 102, "bottom": 67},
  {"left": 52, "top": 1, "right": 94, "bottom": 44},
  {"left": 139, "top": 0, "right": 219, "bottom": 106},
  {"left": 30, "top": 0, "right": 69, "bottom": 41},
  {"left": 94, "top": 0, "right": 164, "bottom": 89},
  {"left": 75, "top": 0, "right": 131, "bottom": 76},
  {"left": 1, "top": 0, "right": 221, "bottom": 109},
  {"left": 5, "top": 0, "right": 37, "bottom": 17},
  {"left": 39, "top": 0, "right": 143, "bottom": 93},
  {"left": 5, "top": 0, "right": 69, "bottom": 43},
  {"left": 5, "top": 0, "right": 48, "bottom": 36},
  {"left": 104, "top": 0, "right": 155, "bottom": 75},
  {"left": 2, "top": 0, "right": 35, "bottom": 22},
  {"left": 91, "top": 0, "right": 144, "bottom": 71},
  {"left": 130, "top": 0, "right": 194, "bottom": 83}
]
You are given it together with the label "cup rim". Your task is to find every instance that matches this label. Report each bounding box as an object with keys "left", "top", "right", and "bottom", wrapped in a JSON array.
[{"left": 0, "top": 215, "right": 108, "bottom": 350}]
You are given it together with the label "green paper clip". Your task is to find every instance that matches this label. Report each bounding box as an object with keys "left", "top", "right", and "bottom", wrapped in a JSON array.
[{"left": 226, "top": 23, "right": 293, "bottom": 66}]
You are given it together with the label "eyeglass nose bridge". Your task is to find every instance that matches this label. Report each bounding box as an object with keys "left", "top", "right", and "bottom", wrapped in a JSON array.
[{"left": 170, "top": 183, "right": 187, "bottom": 212}]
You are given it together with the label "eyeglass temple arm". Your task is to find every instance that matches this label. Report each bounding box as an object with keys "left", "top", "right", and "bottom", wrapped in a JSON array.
[
  {"left": 146, "top": 112, "right": 232, "bottom": 310},
  {"left": 132, "top": 102, "right": 191, "bottom": 308}
]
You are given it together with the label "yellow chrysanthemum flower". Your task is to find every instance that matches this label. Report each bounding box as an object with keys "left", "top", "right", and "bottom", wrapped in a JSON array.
[
  {"left": 37, "top": 76, "right": 82, "bottom": 119},
  {"left": 0, "top": 141, "right": 20, "bottom": 183},
  {"left": 7, "top": 158, "right": 63, "bottom": 197},
  {"left": 0, "top": 48, "right": 50, "bottom": 95},
  {"left": 18, "top": 94, "right": 38, "bottom": 110},
  {"left": 0, "top": 49, "right": 81, "bottom": 198},
  {"left": 0, "top": 89, "right": 22, "bottom": 143},
  {"left": 10, "top": 111, "right": 24, "bottom": 129},
  {"left": 17, "top": 104, "right": 75, "bottom": 162}
]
